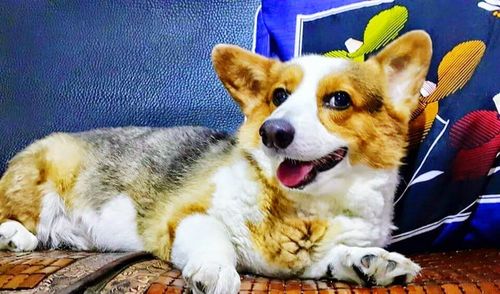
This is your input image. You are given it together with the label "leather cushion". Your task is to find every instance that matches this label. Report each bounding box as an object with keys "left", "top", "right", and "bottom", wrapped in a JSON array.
[{"left": 0, "top": 0, "right": 259, "bottom": 173}]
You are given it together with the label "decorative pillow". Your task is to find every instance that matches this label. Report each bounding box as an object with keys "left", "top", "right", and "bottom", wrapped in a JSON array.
[{"left": 254, "top": 0, "right": 500, "bottom": 252}]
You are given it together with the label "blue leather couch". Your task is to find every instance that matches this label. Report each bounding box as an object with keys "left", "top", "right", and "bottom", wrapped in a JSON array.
[{"left": 0, "top": 0, "right": 260, "bottom": 174}]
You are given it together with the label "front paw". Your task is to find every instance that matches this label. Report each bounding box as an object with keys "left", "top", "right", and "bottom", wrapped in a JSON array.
[
  {"left": 329, "top": 247, "right": 420, "bottom": 286},
  {"left": 182, "top": 261, "right": 240, "bottom": 294},
  {"left": 0, "top": 221, "right": 38, "bottom": 252}
]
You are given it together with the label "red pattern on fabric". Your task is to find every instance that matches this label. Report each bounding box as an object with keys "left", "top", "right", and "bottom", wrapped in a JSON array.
[{"left": 450, "top": 110, "right": 500, "bottom": 180}]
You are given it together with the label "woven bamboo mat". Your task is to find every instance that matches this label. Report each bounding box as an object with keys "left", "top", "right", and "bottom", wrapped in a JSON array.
[
  {"left": 0, "top": 251, "right": 91, "bottom": 290},
  {"left": 0, "top": 249, "right": 497, "bottom": 293},
  {"left": 0, "top": 251, "right": 151, "bottom": 293},
  {"left": 143, "top": 249, "right": 500, "bottom": 294}
]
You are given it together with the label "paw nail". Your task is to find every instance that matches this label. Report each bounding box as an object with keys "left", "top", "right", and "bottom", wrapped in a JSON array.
[
  {"left": 392, "top": 274, "right": 408, "bottom": 285},
  {"left": 361, "top": 254, "right": 376, "bottom": 268},
  {"left": 7, "top": 241, "right": 16, "bottom": 249},
  {"left": 352, "top": 264, "right": 375, "bottom": 286},
  {"left": 387, "top": 260, "right": 397, "bottom": 272},
  {"left": 327, "top": 264, "right": 335, "bottom": 277},
  {"left": 195, "top": 281, "right": 207, "bottom": 293}
]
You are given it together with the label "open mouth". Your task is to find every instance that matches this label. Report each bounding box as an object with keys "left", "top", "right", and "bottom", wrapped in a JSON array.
[{"left": 276, "top": 147, "right": 348, "bottom": 189}]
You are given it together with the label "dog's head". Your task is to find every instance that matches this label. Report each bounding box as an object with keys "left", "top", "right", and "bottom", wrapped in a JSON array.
[{"left": 212, "top": 31, "right": 432, "bottom": 196}]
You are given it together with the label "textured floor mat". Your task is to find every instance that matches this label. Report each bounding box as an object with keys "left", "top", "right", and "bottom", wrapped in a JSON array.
[
  {"left": 0, "top": 249, "right": 498, "bottom": 293},
  {"left": 142, "top": 249, "right": 500, "bottom": 294},
  {"left": 0, "top": 251, "right": 91, "bottom": 290},
  {"left": 0, "top": 251, "right": 151, "bottom": 293}
]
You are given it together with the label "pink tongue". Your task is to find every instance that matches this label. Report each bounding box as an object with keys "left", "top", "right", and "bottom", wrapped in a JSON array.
[{"left": 277, "top": 161, "right": 314, "bottom": 188}]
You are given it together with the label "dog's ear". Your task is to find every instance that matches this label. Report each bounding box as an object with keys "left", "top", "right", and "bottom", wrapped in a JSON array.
[
  {"left": 369, "top": 30, "right": 432, "bottom": 115},
  {"left": 212, "top": 45, "right": 279, "bottom": 115}
]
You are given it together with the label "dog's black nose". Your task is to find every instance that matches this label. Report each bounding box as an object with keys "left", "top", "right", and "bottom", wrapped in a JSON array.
[{"left": 259, "top": 119, "right": 295, "bottom": 149}]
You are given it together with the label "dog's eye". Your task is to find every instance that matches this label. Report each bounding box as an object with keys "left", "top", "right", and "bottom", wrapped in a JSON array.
[
  {"left": 323, "top": 91, "right": 351, "bottom": 110},
  {"left": 272, "top": 88, "right": 289, "bottom": 106}
]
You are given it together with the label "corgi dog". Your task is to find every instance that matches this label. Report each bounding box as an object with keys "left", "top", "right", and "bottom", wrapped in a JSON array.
[{"left": 0, "top": 31, "right": 431, "bottom": 293}]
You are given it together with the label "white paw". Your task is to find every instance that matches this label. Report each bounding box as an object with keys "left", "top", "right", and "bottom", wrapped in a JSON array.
[
  {"left": 330, "top": 247, "right": 420, "bottom": 286},
  {"left": 0, "top": 221, "right": 38, "bottom": 252},
  {"left": 183, "top": 261, "right": 240, "bottom": 294}
]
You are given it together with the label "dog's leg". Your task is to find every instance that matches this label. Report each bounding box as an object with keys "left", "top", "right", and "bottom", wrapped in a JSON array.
[
  {"left": 303, "top": 245, "right": 420, "bottom": 286},
  {"left": 0, "top": 220, "right": 38, "bottom": 252},
  {"left": 171, "top": 214, "right": 240, "bottom": 294}
]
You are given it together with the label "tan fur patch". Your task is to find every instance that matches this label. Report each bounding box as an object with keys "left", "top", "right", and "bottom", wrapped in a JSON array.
[
  {"left": 316, "top": 64, "right": 408, "bottom": 169},
  {"left": 316, "top": 31, "right": 432, "bottom": 169},
  {"left": 371, "top": 30, "right": 432, "bottom": 114},
  {"left": 212, "top": 45, "right": 279, "bottom": 116},
  {"left": 212, "top": 46, "right": 305, "bottom": 152},
  {"left": 167, "top": 203, "right": 209, "bottom": 243},
  {"left": 245, "top": 156, "right": 328, "bottom": 273},
  {"left": 143, "top": 185, "right": 212, "bottom": 260},
  {"left": 40, "top": 134, "right": 85, "bottom": 200},
  {"left": 0, "top": 133, "right": 86, "bottom": 232},
  {"left": 140, "top": 154, "right": 228, "bottom": 260},
  {"left": 237, "top": 65, "right": 304, "bottom": 151},
  {"left": 268, "top": 64, "right": 304, "bottom": 100}
]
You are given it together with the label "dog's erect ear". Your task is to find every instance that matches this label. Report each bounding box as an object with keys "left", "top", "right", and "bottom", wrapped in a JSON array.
[
  {"left": 369, "top": 30, "right": 432, "bottom": 115},
  {"left": 212, "top": 45, "right": 279, "bottom": 115}
]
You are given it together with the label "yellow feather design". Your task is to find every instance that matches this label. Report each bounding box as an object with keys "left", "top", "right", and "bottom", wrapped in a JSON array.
[
  {"left": 411, "top": 101, "right": 427, "bottom": 120},
  {"left": 349, "top": 5, "right": 408, "bottom": 58},
  {"left": 412, "top": 40, "right": 486, "bottom": 119},
  {"left": 324, "top": 50, "right": 349, "bottom": 58},
  {"left": 423, "top": 40, "right": 486, "bottom": 104},
  {"left": 409, "top": 40, "right": 486, "bottom": 144},
  {"left": 409, "top": 102, "right": 439, "bottom": 149},
  {"left": 323, "top": 6, "right": 408, "bottom": 60}
]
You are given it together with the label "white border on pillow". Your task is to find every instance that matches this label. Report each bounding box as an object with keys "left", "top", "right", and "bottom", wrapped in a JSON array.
[
  {"left": 251, "top": 5, "right": 262, "bottom": 53},
  {"left": 293, "top": 0, "right": 394, "bottom": 57}
]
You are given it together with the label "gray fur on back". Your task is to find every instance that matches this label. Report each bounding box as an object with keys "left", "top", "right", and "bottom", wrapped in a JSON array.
[{"left": 73, "top": 126, "right": 235, "bottom": 210}]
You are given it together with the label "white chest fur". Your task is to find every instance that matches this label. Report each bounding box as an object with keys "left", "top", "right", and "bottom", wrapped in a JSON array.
[
  {"left": 207, "top": 157, "right": 399, "bottom": 275},
  {"left": 208, "top": 158, "right": 282, "bottom": 275}
]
